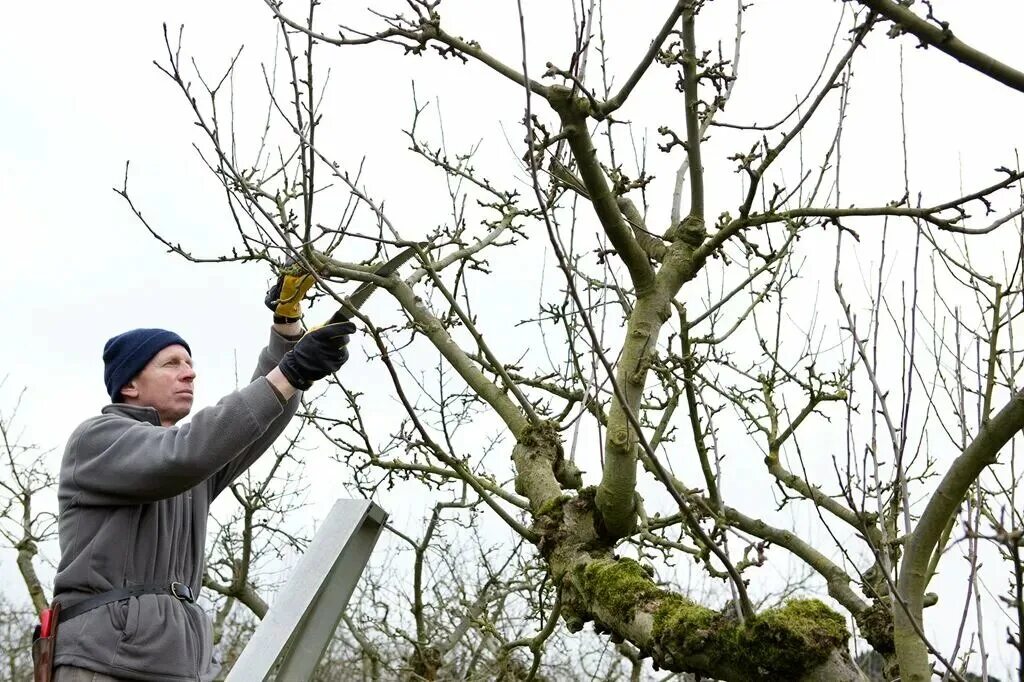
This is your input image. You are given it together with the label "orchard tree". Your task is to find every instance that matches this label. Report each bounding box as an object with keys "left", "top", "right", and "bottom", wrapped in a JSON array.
[
  {"left": 123, "top": 1, "right": 1024, "bottom": 680},
  {"left": 0, "top": 380, "right": 57, "bottom": 617}
]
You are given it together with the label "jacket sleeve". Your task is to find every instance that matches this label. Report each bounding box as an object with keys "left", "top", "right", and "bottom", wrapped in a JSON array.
[
  {"left": 65, "top": 377, "right": 286, "bottom": 506},
  {"left": 207, "top": 329, "right": 302, "bottom": 500}
]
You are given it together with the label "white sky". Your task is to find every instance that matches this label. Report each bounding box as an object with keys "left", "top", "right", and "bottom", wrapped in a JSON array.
[{"left": 3, "top": 0, "right": 1024, "bottom": 677}]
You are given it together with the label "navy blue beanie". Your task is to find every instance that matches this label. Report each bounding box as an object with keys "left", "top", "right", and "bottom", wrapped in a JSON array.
[{"left": 103, "top": 329, "right": 191, "bottom": 402}]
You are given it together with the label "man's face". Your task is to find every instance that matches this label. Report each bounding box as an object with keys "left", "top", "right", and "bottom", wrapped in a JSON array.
[{"left": 120, "top": 344, "right": 196, "bottom": 426}]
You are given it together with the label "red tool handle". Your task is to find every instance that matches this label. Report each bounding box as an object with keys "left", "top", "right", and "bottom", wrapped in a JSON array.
[{"left": 39, "top": 608, "right": 53, "bottom": 638}]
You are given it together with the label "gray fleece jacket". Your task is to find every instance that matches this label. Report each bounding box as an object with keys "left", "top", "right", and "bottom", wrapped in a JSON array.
[{"left": 52, "top": 330, "right": 300, "bottom": 681}]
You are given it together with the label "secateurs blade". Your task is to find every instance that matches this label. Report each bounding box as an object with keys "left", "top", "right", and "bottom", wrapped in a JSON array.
[{"left": 323, "top": 244, "right": 422, "bottom": 326}]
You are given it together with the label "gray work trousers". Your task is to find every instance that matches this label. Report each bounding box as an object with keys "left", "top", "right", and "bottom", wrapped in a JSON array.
[{"left": 53, "top": 666, "right": 132, "bottom": 682}]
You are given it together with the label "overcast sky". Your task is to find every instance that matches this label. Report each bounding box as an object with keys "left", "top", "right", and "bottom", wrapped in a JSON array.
[{"left": 3, "top": 0, "right": 1024, "bottom": 677}]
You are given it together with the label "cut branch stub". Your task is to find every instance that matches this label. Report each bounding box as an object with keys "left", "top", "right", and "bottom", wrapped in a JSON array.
[{"left": 512, "top": 420, "right": 572, "bottom": 515}]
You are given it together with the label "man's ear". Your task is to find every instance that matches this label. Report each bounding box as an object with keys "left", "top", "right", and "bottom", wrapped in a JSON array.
[{"left": 120, "top": 380, "right": 139, "bottom": 400}]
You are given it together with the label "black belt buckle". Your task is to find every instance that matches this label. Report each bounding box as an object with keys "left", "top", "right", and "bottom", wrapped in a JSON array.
[{"left": 169, "top": 582, "right": 194, "bottom": 602}]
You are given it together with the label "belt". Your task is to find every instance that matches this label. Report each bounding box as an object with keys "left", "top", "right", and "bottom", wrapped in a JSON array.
[{"left": 57, "top": 582, "right": 196, "bottom": 625}]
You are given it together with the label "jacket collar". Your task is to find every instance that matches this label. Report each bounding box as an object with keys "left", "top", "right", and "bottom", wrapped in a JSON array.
[{"left": 101, "top": 403, "right": 162, "bottom": 426}]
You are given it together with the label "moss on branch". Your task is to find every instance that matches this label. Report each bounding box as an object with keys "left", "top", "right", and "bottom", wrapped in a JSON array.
[{"left": 574, "top": 558, "right": 850, "bottom": 680}]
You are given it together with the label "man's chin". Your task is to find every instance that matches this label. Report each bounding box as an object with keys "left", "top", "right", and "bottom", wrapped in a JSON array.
[{"left": 164, "top": 401, "right": 193, "bottom": 425}]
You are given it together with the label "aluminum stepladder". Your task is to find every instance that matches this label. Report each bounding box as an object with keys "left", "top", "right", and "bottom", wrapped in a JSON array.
[{"left": 226, "top": 499, "right": 387, "bottom": 681}]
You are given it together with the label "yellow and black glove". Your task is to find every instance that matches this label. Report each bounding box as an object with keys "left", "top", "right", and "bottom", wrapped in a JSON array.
[{"left": 265, "top": 261, "right": 316, "bottom": 324}]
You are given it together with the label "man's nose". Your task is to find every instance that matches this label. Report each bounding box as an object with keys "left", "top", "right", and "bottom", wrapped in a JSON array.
[{"left": 181, "top": 366, "right": 196, "bottom": 382}]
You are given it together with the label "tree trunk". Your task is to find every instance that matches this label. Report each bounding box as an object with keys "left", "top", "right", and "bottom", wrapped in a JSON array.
[{"left": 16, "top": 539, "right": 48, "bottom": 615}]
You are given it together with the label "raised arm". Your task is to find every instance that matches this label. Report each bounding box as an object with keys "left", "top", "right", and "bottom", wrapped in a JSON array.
[
  {"left": 65, "top": 377, "right": 287, "bottom": 505},
  {"left": 207, "top": 268, "right": 356, "bottom": 497}
]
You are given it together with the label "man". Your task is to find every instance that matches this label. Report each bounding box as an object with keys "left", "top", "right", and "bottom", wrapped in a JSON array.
[{"left": 49, "top": 273, "right": 353, "bottom": 682}]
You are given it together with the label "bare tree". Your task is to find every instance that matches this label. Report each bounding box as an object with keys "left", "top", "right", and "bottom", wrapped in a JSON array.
[
  {"left": 0, "top": 597, "right": 35, "bottom": 682},
  {"left": 0, "top": 380, "right": 57, "bottom": 617},
  {"left": 116, "top": 1, "right": 1024, "bottom": 680}
]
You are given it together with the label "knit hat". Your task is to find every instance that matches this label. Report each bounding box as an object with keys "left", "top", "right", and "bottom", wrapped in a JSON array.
[{"left": 103, "top": 329, "right": 191, "bottom": 402}]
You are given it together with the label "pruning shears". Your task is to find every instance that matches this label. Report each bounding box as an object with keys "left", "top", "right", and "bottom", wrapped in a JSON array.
[{"left": 318, "top": 244, "right": 423, "bottom": 327}]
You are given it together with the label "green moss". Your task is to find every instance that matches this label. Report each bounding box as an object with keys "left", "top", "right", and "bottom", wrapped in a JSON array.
[
  {"left": 575, "top": 485, "right": 598, "bottom": 504},
  {"left": 577, "top": 558, "right": 663, "bottom": 622},
  {"left": 520, "top": 420, "right": 562, "bottom": 452},
  {"left": 652, "top": 594, "right": 724, "bottom": 655},
  {"left": 536, "top": 494, "right": 571, "bottom": 519},
  {"left": 653, "top": 598, "right": 848, "bottom": 678},
  {"left": 650, "top": 588, "right": 848, "bottom": 678},
  {"left": 578, "top": 560, "right": 849, "bottom": 678},
  {"left": 740, "top": 599, "right": 848, "bottom": 678}
]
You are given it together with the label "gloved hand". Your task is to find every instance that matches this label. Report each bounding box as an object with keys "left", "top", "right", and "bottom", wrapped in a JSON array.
[
  {"left": 265, "top": 260, "right": 317, "bottom": 323},
  {"left": 277, "top": 321, "right": 357, "bottom": 390}
]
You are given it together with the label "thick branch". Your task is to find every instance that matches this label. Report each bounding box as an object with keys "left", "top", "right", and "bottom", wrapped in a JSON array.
[
  {"left": 551, "top": 87, "right": 656, "bottom": 294},
  {"left": 512, "top": 452, "right": 858, "bottom": 681},
  {"left": 596, "top": 236, "right": 702, "bottom": 539},
  {"left": 855, "top": 0, "right": 1024, "bottom": 93},
  {"left": 203, "top": 575, "right": 269, "bottom": 619},
  {"left": 894, "top": 390, "right": 1024, "bottom": 681},
  {"left": 564, "top": 557, "right": 861, "bottom": 681},
  {"left": 16, "top": 540, "right": 48, "bottom": 615},
  {"left": 617, "top": 196, "right": 669, "bottom": 263},
  {"left": 679, "top": 3, "right": 704, "bottom": 221}
]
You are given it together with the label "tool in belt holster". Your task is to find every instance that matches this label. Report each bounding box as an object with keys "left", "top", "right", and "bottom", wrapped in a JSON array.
[{"left": 31, "top": 600, "right": 60, "bottom": 682}]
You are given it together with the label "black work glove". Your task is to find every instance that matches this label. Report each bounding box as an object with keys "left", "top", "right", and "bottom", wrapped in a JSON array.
[{"left": 277, "top": 321, "right": 357, "bottom": 390}]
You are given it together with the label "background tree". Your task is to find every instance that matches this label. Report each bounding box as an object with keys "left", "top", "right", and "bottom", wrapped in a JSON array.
[
  {"left": 0, "top": 597, "right": 36, "bottom": 682},
  {"left": 0, "top": 379, "right": 57, "bottom": 617}
]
